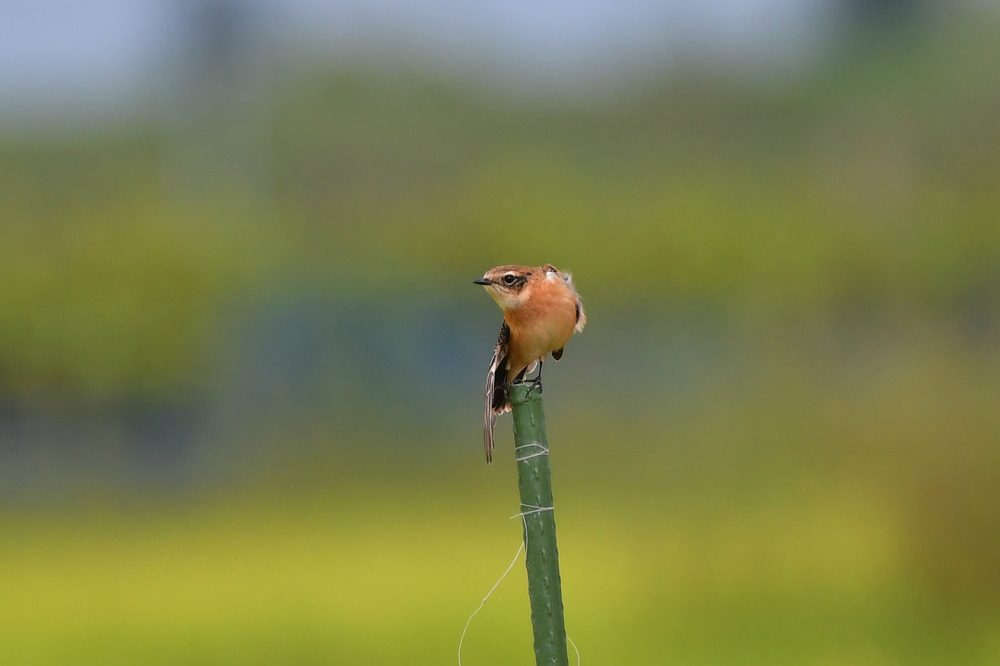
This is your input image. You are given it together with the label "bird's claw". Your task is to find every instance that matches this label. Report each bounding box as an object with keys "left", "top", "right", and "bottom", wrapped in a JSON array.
[
  {"left": 501, "top": 376, "right": 543, "bottom": 397},
  {"left": 524, "top": 375, "right": 543, "bottom": 397}
]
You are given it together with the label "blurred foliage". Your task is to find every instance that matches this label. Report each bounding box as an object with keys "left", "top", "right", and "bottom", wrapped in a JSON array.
[
  {"left": 0, "top": 140, "right": 279, "bottom": 401},
  {"left": 0, "top": 16, "right": 998, "bottom": 400}
]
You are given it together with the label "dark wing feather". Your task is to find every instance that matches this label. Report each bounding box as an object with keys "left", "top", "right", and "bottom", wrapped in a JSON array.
[
  {"left": 552, "top": 347, "right": 564, "bottom": 361},
  {"left": 484, "top": 322, "right": 511, "bottom": 463}
]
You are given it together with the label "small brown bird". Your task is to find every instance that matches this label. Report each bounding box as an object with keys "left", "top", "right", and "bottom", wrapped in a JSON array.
[{"left": 474, "top": 264, "right": 586, "bottom": 463}]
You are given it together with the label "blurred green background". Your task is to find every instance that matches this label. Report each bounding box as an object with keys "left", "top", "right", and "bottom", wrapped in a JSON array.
[{"left": 2, "top": 1, "right": 1000, "bottom": 664}]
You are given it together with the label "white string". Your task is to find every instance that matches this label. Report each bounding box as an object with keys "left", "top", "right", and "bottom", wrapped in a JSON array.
[
  {"left": 511, "top": 503, "right": 554, "bottom": 519},
  {"left": 458, "top": 541, "right": 524, "bottom": 666},
  {"left": 459, "top": 457, "right": 580, "bottom": 666},
  {"left": 568, "top": 635, "right": 581, "bottom": 666},
  {"left": 514, "top": 508, "right": 580, "bottom": 666},
  {"left": 515, "top": 443, "right": 549, "bottom": 462},
  {"left": 516, "top": 504, "right": 582, "bottom": 666}
]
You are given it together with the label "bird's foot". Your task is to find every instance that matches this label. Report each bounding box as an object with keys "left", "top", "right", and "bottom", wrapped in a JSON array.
[{"left": 501, "top": 377, "right": 542, "bottom": 395}]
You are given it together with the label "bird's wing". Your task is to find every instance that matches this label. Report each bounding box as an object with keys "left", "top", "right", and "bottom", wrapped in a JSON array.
[
  {"left": 574, "top": 300, "right": 586, "bottom": 332},
  {"left": 484, "top": 321, "right": 511, "bottom": 464},
  {"left": 558, "top": 269, "right": 586, "bottom": 333}
]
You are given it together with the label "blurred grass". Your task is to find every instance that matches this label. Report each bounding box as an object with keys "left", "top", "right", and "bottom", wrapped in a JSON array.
[
  {"left": 1, "top": 325, "right": 999, "bottom": 665},
  {"left": 0, "top": 476, "right": 921, "bottom": 666},
  {"left": 0, "top": 463, "right": 992, "bottom": 666}
]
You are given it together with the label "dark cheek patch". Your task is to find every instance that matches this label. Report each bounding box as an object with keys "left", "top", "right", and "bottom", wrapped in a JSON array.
[{"left": 499, "top": 273, "right": 529, "bottom": 293}]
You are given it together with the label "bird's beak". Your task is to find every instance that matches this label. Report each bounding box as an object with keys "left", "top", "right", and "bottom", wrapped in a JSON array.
[{"left": 473, "top": 277, "right": 491, "bottom": 285}]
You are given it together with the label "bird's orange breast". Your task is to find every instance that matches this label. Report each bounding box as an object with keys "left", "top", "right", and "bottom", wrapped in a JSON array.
[{"left": 503, "top": 276, "right": 578, "bottom": 371}]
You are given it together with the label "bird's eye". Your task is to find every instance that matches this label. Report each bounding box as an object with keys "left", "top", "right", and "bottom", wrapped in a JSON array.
[{"left": 502, "top": 274, "right": 517, "bottom": 285}]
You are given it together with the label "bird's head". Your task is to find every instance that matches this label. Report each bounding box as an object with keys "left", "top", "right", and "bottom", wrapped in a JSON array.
[{"left": 473, "top": 265, "right": 535, "bottom": 310}]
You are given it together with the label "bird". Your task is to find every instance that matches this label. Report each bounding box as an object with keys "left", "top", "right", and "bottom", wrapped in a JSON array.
[{"left": 474, "top": 264, "right": 586, "bottom": 463}]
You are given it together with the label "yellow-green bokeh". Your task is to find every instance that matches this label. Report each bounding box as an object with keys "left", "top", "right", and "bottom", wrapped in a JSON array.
[{"left": 2, "top": 11, "right": 1000, "bottom": 666}]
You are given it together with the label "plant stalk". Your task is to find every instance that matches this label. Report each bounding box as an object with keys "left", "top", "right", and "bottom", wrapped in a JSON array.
[{"left": 509, "top": 383, "right": 569, "bottom": 666}]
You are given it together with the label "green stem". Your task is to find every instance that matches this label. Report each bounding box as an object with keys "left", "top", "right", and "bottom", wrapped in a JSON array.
[{"left": 509, "top": 383, "right": 569, "bottom": 666}]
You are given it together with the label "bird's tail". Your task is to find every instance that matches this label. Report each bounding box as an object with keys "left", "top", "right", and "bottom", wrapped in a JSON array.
[{"left": 484, "top": 322, "right": 513, "bottom": 463}]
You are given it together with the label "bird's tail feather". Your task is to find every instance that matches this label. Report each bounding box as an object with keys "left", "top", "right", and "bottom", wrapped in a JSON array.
[{"left": 484, "top": 322, "right": 511, "bottom": 463}]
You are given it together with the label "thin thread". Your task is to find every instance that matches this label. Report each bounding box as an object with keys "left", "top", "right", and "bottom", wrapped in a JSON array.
[
  {"left": 516, "top": 509, "right": 581, "bottom": 666},
  {"left": 458, "top": 541, "right": 524, "bottom": 666},
  {"left": 512, "top": 503, "right": 554, "bottom": 519},
  {"left": 568, "top": 635, "right": 581, "bottom": 666},
  {"left": 459, "top": 458, "right": 570, "bottom": 665},
  {"left": 515, "top": 443, "right": 549, "bottom": 462}
]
